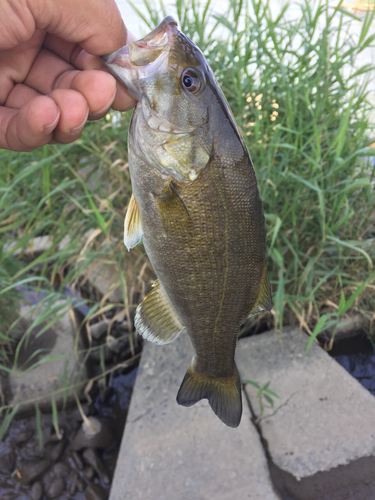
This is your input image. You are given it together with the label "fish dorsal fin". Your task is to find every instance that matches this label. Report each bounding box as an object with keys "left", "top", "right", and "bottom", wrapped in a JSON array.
[
  {"left": 135, "top": 280, "right": 185, "bottom": 344},
  {"left": 124, "top": 194, "right": 143, "bottom": 250},
  {"left": 249, "top": 268, "right": 273, "bottom": 315}
]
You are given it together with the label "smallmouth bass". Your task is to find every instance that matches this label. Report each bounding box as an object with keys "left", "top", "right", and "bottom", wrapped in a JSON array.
[{"left": 102, "top": 17, "right": 272, "bottom": 428}]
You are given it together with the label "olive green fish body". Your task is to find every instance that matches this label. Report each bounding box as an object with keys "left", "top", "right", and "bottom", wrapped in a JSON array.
[{"left": 101, "top": 17, "right": 272, "bottom": 428}]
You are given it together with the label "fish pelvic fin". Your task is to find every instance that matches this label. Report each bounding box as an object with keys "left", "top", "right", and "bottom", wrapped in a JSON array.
[
  {"left": 176, "top": 361, "right": 242, "bottom": 428},
  {"left": 124, "top": 193, "right": 143, "bottom": 251},
  {"left": 135, "top": 280, "right": 185, "bottom": 344},
  {"left": 249, "top": 266, "right": 272, "bottom": 315}
]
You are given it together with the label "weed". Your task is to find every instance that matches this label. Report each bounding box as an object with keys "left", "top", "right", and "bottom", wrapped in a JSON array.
[{"left": 0, "top": 0, "right": 375, "bottom": 435}]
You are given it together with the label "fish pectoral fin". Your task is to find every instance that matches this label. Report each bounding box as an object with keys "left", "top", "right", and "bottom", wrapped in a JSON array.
[
  {"left": 124, "top": 194, "right": 143, "bottom": 251},
  {"left": 154, "top": 180, "right": 193, "bottom": 230},
  {"left": 135, "top": 280, "right": 185, "bottom": 344},
  {"left": 176, "top": 361, "right": 242, "bottom": 428},
  {"left": 249, "top": 267, "right": 273, "bottom": 315}
]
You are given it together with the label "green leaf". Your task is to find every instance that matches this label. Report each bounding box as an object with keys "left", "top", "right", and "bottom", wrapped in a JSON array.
[{"left": 0, "top": 404, "right": 20, "bottom": 441}]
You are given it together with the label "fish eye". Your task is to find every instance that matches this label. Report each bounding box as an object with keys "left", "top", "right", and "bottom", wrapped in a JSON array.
[{"left": 181, "top": 69, "right": 201, "bottom": 94}]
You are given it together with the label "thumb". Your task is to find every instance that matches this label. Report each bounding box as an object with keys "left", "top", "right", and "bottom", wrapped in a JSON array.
[{"left": 30, "top": 0, "right": 128, "bottom": 55}]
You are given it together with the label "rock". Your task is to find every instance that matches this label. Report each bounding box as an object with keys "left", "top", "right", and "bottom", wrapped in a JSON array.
[
  {"left": 30, "top": 481, "right": 44, "bottom": 500},
  {"left": 68, "top": 470, "right": 79, "bottom": 496},
  {"left": 76, "top": 478, "right": 86, "bottom": 492},
  {"left": 117, "top": 320, "right": 129, "bottom": 331},
  {"left": 6, "top": 301, "right": 88, "bottom": 412},
  {"left": 14, "top": 429, "right": 34, "bottom": 445},
  {"left": 83, "top": 261, "right": 124, "bottom": 303},
  {"left": 45, "top": 438, "right": 66, "bottom": 462},
  {"left": 46, "top": 477, "right": 66, "bottom": 499},
  {"left": 317, "top": 313, "right": 369, "bottom": 343},
  {"left": 0, "top": 448, "right": 16, "bottom": 475},
  {"left": 17, "top": 459, "right": 50, "bottom": 486},
  {"left": 99, "top": 386, "right": 114, "bottom": 404},
  {"left": 85, "top": 484, "right": 107, "bottom": 500},
  {"left": 89, "top": 320, "right": 109, "bottom": 340},
  {"left": 71, "top": 417, "right": 114, "bottom": 450},
  {"left": 110, "top": 334, "right": 279, "bottom": 500},
  {"left": 88, "top": 345, "right": 113, "bottom": 363},
  {"left": 236, "top": 327, "right": 375, "bottom": 499},
  {"left": 71, "top": 451, "right": 84, "bottom": 471},
  {"left": 2, "top": 494, "right": 18, "bottom": 500},
  {"left": 52, "top": 461, "right": 70, "bottom": 478},
  {"left": 82, "top": 465, "right": 95, "bottom": 481},
  {"left": 82, "top": 448, "right": 110, "bottom": 486}
]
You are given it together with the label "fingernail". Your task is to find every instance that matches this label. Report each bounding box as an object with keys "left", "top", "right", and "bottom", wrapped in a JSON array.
[
  {"left": 89, "top": 89, "right": 117, "bottom": 120},
  {"left": 68, "top": 109, "right": 89, "bottom": 135},
  {"left": 43, "top": 111, "right": 60, "bottom": 135}
]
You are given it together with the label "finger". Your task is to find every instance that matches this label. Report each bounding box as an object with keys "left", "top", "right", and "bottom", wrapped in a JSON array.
[
  {"left": 29, "top": 0, "right": 127, "bottom": 55},
  {"left": 0, "top": 95, "right": 60, "bottom": 151},
  {"left": 42, "top": 31, "right": 138, "bottom": 70},
  {"left": 24, "top": 47, "right": 136, "bottom": 115},
  {"left": 69, "top": 70, "right": 136, "bottom": 118},
  {"left": 111, "top": 82, "right": 137, "bottom": 112},
  {"left": 5, "top": 83, "right": 42, "bottom": 109},
  {"left": 48, "top": 89, "right": 88, "bottom": 143},
  {"left": 0, "top": 30, "right": 45, "bottom": 103},
  {"left": 23, "top": 48, "right": 76, "bottom": 95},
  {"left": 42, "top": 34, "right": 137, "bottom": 111}
]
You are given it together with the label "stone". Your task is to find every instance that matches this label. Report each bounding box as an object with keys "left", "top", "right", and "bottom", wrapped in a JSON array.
[
  {"left": 82, "top": 465, "right": 95, "bottom": 481},
  {"left": 71, "top": 417, "right": 114, "bottom": 450},
  {"left": 68, "top": 470, "right": 79, "bottom": 496},
  {"left": 30, "top": 481, "right": 44, "bottom": 500},
  {"left": 82, "top": 448, "right": 110, "bottom": 486},
  {"left": 17, "top": 459, "right": 50, "bottom": 486},
  {"left": 109, "top": 334, "right": 279, "bottom": 500},
  {"left": 71, "top": 451, "right": 84, "bottom": 471},
  {"left": 83, "top": 260, "right": 124, "bottom": 303},
  {"left": 85, "top": 484, "right": 107, "bottom": 500},
  {"left": 317, "top": 312, "right": 368, "bottom": 343},
  {"left": 14, "top": 429, "right": 34, "bottom": 445},
  {"left": 52, "top": 462, "right": 71, "bottom": 478},
  {"left": 0, "top": 448, "right": 16, "bottom": 475},
  {"left": 45, "top": 439, "right": 66, "bottom": 463},
  {"left": 7, "top": 301, "right": 87, "bottom": 412},
  {"left": 89, "top": 320, "right": 110, "bottom": 340},
  {"left": 46, "top": 477, "right": 66, "bottom": 499},
  {"left": 76, "top": 478, "right": 86, "bottom": 492},
  {"left": 236, "top": 327, "right": 375, "bottom": 499}
]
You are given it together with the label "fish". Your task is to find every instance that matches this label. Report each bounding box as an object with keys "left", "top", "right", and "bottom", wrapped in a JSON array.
[{"left": 101, "top": 16, "right": 272, "bottom": 428}]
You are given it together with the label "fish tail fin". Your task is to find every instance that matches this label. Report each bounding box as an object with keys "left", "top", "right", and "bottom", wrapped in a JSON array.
[{"left": 176, "top": 361, "right": 242, "bottom": 428}]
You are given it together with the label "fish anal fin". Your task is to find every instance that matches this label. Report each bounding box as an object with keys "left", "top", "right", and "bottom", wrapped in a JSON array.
[
  {"left": 249, "top": 266, "right": 272, "bottom": 315},
  {"left": 176, "top": 361, "right": 242, "bottom": 428},
  {"left": 124, "top": 194, "right": 143, "bottom": 251},
  {"left": 135, "top": 280, "right": 185, "bottom": 345}
]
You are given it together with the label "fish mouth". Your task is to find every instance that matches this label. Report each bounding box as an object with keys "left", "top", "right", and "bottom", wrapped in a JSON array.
[{"left": 101, "top": 16, "right": 178, "bottom": 73}]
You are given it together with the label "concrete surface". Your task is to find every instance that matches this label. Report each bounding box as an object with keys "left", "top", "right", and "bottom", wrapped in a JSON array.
[
  {"left": 6, "top": 301, "right": 87, "bottom": 412},
  {"left": 110, "top": 333, "right": 280, "bottom": 500},
  {"left": 83, "top": 260, "right": 124, "bottom": 303},
  {"left": 236, "top": 328, "right": 375, "bottom": 481}
]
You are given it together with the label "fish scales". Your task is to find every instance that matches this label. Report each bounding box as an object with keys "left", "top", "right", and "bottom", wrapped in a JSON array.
[{"left": 102, "top": 16, "right": 272, "bottom": 427}]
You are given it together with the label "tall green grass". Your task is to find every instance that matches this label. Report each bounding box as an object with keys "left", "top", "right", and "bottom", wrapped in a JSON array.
[
  {"left": 141, "top": 0, "right": 375, "bottom": 337},
  {"left": 0, "top": 0, "right": 375, "bottom": 431}
]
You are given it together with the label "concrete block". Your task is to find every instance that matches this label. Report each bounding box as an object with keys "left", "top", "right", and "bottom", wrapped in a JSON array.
[
  {"left": 6, "top": 301, "right": 87, "bottom": 412},
  {"left": 110, "top": 334, "right": 280, "bottom": 500},
  {"left": 236, "top": 328, "right": 375, "bottom": 499}
]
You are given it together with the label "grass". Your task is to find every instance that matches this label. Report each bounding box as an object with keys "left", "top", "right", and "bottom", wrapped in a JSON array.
[{"left": 0, "top": 0, "right": 375, "bottom": 433}]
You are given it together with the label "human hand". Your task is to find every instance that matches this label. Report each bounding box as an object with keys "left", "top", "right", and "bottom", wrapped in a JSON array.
[{"left": 0, "top": 0, "right": 137, "bottom": 152}]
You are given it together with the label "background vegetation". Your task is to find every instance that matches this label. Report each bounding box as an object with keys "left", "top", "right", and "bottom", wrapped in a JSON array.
[{"left": 1, "top": 0, "right": 375, "bottom": 425}]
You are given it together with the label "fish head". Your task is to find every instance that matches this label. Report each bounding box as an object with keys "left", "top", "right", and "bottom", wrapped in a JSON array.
[{"left": 101, "top": 17, "right": 222, "bottom": 182}]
